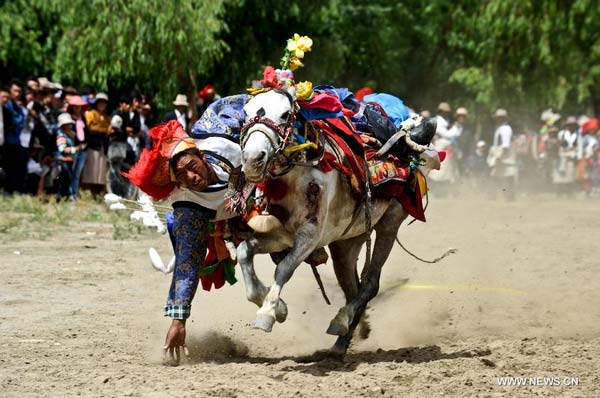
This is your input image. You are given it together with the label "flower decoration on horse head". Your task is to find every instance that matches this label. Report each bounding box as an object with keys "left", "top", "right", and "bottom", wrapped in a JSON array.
[
  {"left": 282, "top": 33, "right": 313, "bottom": 71},
  {"left": 248, "top": 33, "right": 314, "bottom": 98}
]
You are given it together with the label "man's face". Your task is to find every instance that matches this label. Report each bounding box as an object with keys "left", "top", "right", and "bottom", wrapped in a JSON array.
[
  {"left": 10, "top": 84, "right": 22, "bottom": 102},
  {"left": 173, "top": 152, "right": 212, "bottom": 191},
  {"left": 96, "top": 101, "right": 107, "bottom": 112},
  {"left": 25, "top": 91, "right": 35, "bottom": 104},
  {"left": 175, "top": 106, "right": 187, "bottom": 114},
  {"left": 131, "top": 98, "right": 140, "bottom": 110},
  {"left": 120, "top": 102, "right": 130, "bottom": 112},
  {"left": 27, "top": 80, "right": 40, "bottom": 91},
  {"left": 0, "top": 91, "right": 9, "bottom": 106},
  {"left": 456, "top": 115, "right": 466, "bottom": 124}
]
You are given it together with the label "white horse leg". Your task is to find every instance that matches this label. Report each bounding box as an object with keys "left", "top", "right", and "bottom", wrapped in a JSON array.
[
  {"left": 254, "top": 223, "right": 318, "bottom": 332},
  {"left": 237, "top": 238, "right": 268, "bottom": 306}
]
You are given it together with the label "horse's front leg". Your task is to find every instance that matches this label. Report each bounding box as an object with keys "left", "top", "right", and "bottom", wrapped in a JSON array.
[
  {"left": 237, "top": 237, "right": 268, "bottom": 307},
  {"left": 254, "top": 223, "right": 319, "bottom": 332}
]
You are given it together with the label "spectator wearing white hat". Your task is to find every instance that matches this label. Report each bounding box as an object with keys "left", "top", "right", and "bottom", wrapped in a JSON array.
[
  {"left": 435, "top": 102, "right": 452, "bottom": 137},
  {"left": 448, "top": 107, "right": 473, "bottom": 175},
  {"left": 56, "top": 113, "right": 86, "bottom": 200},
  {"left": 488, "top": 108, "right": 517, "bottom": 200},
  {"left": 429, "top": 102, "right": 458, "bottom": 195},
  {"left": 162, "top": 94, "right": 190, "bottom": 132}
]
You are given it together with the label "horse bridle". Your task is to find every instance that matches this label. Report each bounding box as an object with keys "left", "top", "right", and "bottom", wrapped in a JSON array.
[{"left": 240, "top": 90, "right": 299, "bottom": 178}]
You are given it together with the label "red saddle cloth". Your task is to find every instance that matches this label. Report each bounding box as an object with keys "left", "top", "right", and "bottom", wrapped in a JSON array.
[
  {"left": 313, "top": 117, "right": 368, "bottom": 196},
  {"left": 314, "top": 117, "right": 427, "bottom": 222}
]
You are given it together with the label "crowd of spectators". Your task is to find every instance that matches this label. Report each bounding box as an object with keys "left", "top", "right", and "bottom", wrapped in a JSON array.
[
  {"left": 1, "top": 76, "right": 597, "bottom": 201},
  {"left": 421, "top": 103, "right": 600, "bottom": 200},
  {"left": 0, "top": 77, "right": 218, "bottom": 200}
]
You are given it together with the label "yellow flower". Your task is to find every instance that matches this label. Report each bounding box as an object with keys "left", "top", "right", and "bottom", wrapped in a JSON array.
[
  {"left": 286, "top": 39, "right": 297, "bottom": 53},
  {"left": 288, "top": 56, "right": 304, "bottom": 71},
  {"left": 296, "top": 81, "right": 313, "bottom": 100},
  {"left": 287, "top": 34, "right": 312, "bottom": 55},
  {"left": 296, "top": 35, "right": 313, "bottom": 53}
]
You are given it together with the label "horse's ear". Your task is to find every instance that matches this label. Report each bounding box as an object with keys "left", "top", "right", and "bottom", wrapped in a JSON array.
[{"left": 280, "top": 81, "right": 296, "bottom": 100}]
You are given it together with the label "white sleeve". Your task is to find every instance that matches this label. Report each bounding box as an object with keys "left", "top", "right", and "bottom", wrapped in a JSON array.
[{"left": 498, "top": 125, "right": 513, "bottom": 148}]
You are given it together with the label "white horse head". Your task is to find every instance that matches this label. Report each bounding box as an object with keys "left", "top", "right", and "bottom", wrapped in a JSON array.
[{"left": 241, "top": 89, "right": 295, "bottom": 182}]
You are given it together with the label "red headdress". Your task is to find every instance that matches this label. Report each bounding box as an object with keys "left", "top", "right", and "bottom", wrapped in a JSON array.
[
  {"left": 355, "top": 87, "right": 375, "bottom": 101},
  {"left": 198, "top": 84, "right": 216, "bottom": 101},
  {"left": 123, "top": 120, "right": 197, "bottom": 200},
  {"left": 582, "top": 118, "right": 599, "bottom": 135}
]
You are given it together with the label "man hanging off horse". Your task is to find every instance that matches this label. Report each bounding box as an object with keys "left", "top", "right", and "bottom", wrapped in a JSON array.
[{"left": 124, "top": 95, "right": 247, "bottom": 365}]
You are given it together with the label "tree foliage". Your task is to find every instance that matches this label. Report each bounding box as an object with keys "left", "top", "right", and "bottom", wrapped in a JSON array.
[{"left": 1, "top": 0, "right": 599, "bottom": 117}]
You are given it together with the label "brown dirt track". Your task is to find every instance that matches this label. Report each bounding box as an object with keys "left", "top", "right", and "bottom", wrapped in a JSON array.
[{"left": 1, "top": 196, "right": 599, "bottom": 397}]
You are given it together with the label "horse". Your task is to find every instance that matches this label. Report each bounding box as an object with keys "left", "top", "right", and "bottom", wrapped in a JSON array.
[{"left": 237, "top": 88, "right": 437, "bottom": 355}]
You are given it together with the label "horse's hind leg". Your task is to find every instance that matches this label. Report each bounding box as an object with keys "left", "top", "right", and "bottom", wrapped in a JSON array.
[
  {"left": 332, "top": 202, "right": 408, "bottom": 355},
  {"left": 326, "top": 235, "right": 365, "bottom": 337}
]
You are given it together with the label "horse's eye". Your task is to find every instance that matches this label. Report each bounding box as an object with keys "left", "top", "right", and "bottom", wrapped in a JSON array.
[{"left": 282, "top": 111, "right": 290, "bottom": 120}]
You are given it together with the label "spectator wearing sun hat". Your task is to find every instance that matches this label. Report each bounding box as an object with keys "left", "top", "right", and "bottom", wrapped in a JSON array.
[
  {"left": 429, "top": 102, "right": 458, "bottom": 194},
  {"left": 163, "top": 94, "right": 190, "bottom": 132},
  {"left": 488, "top": 108, "right": 517, "bottom": 200},
  {"left": 56, "top": 112, "right": 86, "bottom": 200},
  {"left": 551, "top": 116, "right": 580, "bottom": 193},
  {"left": 435, "top": 102, "right": 452, "bottom": 137},
  {"left": 447, "top": 107, "right": 473, "bottom": 176},
  {"left": 66, "top": 95, "right": 89, "bottom": 197}
]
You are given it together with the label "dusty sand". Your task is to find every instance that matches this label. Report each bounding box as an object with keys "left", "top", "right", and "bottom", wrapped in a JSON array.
[{"left": 1, "top": 196, "right": 599, "bottom": 397}]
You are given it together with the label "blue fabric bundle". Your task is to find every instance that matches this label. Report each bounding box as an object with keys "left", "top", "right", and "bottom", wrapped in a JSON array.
[
  {"left": 363, "top": 93, "right": 410, "bottom": 128},
  {"left": 191, "top": 94, "right": 248, "bottom": 140}
]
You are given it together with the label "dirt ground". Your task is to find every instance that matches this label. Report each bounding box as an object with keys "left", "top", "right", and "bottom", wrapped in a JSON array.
[{"left": 1, "top": 195, "right": 599, "bottom": 397}]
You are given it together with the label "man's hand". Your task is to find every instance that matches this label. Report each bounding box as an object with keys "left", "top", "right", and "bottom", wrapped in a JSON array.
[{"left": 163, "top": 319, "right": 189, "bottom": 365}]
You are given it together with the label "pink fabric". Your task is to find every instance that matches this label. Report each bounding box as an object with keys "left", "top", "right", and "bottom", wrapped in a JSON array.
[{"left": 75, "top": 117, "right": 85, "bottom": 142}]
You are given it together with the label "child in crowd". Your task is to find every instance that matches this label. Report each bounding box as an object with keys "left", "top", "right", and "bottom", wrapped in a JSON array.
[{"left": 56, "top": 113, "right": 86, "bottom": 200}]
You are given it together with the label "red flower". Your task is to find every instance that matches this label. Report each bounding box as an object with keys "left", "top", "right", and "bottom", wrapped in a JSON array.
[{"left": 260, "top": 66, "right": 281, "bottom": 88}]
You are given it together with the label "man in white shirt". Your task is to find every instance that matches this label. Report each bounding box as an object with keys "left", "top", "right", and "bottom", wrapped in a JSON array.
[{"left": 488, "top": 108, "right": 517, "bottom": 200}]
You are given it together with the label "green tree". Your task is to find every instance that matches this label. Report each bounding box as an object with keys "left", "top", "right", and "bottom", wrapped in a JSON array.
[{"left": 48, "top": 0, "right": 227, "bottom": 109}]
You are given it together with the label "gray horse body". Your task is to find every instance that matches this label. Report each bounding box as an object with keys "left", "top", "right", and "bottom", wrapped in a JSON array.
[{"left": 238, "top": 90, "right": 430, "bottom": 355}]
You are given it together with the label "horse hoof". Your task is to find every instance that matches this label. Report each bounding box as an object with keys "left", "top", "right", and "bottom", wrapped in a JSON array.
[
  {"left": 326, "top": 320, "right": 349, "bottom": 336},
  {"left": 329, "top": 344, "right": 348, "bottom": 359},
  {"left": 275, "top": 299, "right": 288, "bottom": 323},
  {"left": 254, "top": 314, "right": 275, "bottom": 332}
]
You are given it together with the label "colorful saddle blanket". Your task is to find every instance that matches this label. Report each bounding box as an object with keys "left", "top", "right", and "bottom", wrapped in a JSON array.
[{"left": 312, "top": 117, "right": 427, "bottom": 222}]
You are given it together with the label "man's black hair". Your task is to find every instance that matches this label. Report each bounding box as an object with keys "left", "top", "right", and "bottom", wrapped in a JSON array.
[
  {"left": 130, "top": 89, "right": 142, "bottom": 102},
  {"left": 9, "top": 78, "right": 23, "bottom": 88}
]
